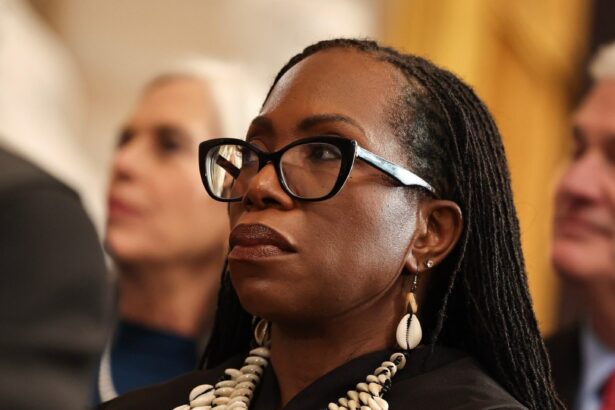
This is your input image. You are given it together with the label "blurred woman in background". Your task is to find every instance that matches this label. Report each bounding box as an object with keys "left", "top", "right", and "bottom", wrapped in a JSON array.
[{"left": 96, "top": 60, "right": 253, "bottom": 403}]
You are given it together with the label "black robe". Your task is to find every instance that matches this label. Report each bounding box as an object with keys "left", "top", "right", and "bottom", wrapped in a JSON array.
[{"left": 99, "top": 346, "right": 526, "bottom": 409}]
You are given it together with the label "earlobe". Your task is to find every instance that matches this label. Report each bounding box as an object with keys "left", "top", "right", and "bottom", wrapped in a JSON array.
[{"left": 405, "top": 199, "right": 463, "bottom": 270}]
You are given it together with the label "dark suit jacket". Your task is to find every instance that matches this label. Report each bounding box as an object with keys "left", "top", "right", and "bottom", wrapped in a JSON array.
[
  {"left": 0, "top": 147, "right": 110, "bottom": 409},
  {"left": 546, "top": 326, "right": 581, "bottom": 410}
]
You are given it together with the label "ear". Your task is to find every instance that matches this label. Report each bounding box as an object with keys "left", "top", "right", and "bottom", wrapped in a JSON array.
[{"left": 404, "top": 199, "right": 463, "bottom": 273}]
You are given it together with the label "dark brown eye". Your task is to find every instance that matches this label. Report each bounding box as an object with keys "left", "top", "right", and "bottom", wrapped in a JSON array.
[
  {"left": 570, "top": 127, "right": 587, "bottom": 160},
  {"left": 117, "top": 128, "right": 134, "bottom": 148},
  {"left": 571, "top": 141, "right": 586, "bottom": 160},
  {"left": 155, "top": 126, "right": 185, "bottom": 153},
  {"left": 602, "top": 136, "right": 615, "bottom": 165}
]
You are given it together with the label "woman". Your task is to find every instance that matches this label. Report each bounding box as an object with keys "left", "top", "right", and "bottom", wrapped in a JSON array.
[
  {"left": 98, "top": 60, "right": 253, "bottom": 403},
  {"left": 101, "top": 39, "right": 562, "bottom": 409}
]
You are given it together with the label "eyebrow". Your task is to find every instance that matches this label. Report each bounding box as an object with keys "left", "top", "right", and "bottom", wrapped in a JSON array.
[
  {"left": 248, "top": 113, "right": 366, "bottom": 136},
  {"left": 297, "top": 113, "right": 365, "bottom": 134}
]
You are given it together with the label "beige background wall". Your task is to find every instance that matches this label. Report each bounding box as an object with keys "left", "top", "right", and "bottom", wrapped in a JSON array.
[{"left": 30, "top": 0, "right": 379, "bottom": 228}]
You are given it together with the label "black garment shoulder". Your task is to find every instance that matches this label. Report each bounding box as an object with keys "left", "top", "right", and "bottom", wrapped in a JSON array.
[
  {"left": 545, "top": 325, "right": 581, "bottom": 410},
  {"left": 0, "top": 147, "right": 77, "bottom": 199},
  {"left": 100, "top": 346, "right": 525, "bottom": 410}
]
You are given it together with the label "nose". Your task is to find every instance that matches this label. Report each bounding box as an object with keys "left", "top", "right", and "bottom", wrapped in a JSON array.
[
  {"left": 110, "top": 137, "right": 148, "bottom": 183},
  {"left": 555, "top": 150, "right": 604, "bottom": 208},
  {"left": 242, "top": 163, "right": 295, "bottom": 211}
]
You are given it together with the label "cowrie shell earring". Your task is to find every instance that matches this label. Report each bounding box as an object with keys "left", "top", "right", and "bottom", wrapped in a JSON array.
[
  {"left": 254, "top": 318, "right": 271, "bottom": 347},
  {"left": 396, "top": 271, "right": 422, "bottom": 350}
]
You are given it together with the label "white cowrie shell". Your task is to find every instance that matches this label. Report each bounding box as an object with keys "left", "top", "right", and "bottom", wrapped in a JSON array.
[
  {"left": 368, "top": 382, "right": 382, "bottom": 396},
  {"left": 329, "top": 403, "right": 340, "bottom": 410},
  {"left": 381, "top": 361, "right": 397, "bottom": 376},
  {"left": 390, "top": 352, "right": 406, "bottom": 370},
  {"left": 347, "top": 390, "right": 359, "bottom": 401},
  {"left": 236, "top": 373, "right": 259, "bottom": 383},
  {"left": 368, "top": 396, "right": 383, "bottom": 410},
  {"left": 191, "top": 406, "right": 211, "bottom": 410},
  {"left": 347, "top": 399, "right": 359, "bottom": 410},
  {"left": 172, "top": 405, "right": 191, "bottom": 410},
  {"left": 377, "top": 374, "right": 388, "bottom": 384},
  {"left": 356, "top": 382, "right": 369, "bottom": 392},
  {"left": 189, "top": 384, "right": 214, "bottom": 401},
  {"left": 249, "top": 347, "right": 270, "bottom": 358},
  {"left": 240, "top": 364, "right": 263, "bottom": 375},
  {"left": 366, "top": 375, "right": 380, "bottom": 384},
  {"left": 225, "top": 369, "right": 242, "bottom": 379},
  {"left": 213, "top": 396, "right": 230, "bottom": 405},
  {"left": 214, "top": 387, "right": 234, "bottom": 397},
  {"left": 228, "top": 396, "right": 250, "bottom": 404},
  {"left": 358, "top": 391, "right": 371, "bottom": 405},
  {"left": 339, "top": 397, "right": 349, "bottom": 407},
  {"left": 373, "top": 397, "right": 389, "bottom": 410},
  {"left": 245, "top": 356, "right": 268, "bottom": 366},
  {"left": 396, "top": 313, "right": 422, "bottom": 350},
  {"left": 374, "top": 367, "right": 391, "bottom": 378},
  {"left": 191, "top": 392, "right": 214, "bottom": 406},
  {"left": 230, "top": 387, "right": 253, "bottom": 399},
  {"left": 215, "top": 380, "right": 237, "bottom": 388},
  {"left": 228, "top": 402, "right": 248, "bottom": 409},
  {"left": 235, "top": 381, "right": 255, "bottom": 390}
]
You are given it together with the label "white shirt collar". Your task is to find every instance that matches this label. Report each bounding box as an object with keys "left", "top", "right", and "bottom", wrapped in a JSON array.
[{"left": 578, "top": 323, "right": 615, "bottom": 410}]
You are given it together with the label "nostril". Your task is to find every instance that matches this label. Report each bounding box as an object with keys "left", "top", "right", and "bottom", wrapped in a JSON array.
[{"left": 262, "top": 197, "right": 279, "bottom": 207}]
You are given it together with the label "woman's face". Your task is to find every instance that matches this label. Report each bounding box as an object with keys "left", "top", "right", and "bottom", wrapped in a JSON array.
[
  {"left": 106, "top": 77, "right": 230, "bottom": 264},
  {"left": 228, "top": 49, "right": 421, "bottom": 323}
]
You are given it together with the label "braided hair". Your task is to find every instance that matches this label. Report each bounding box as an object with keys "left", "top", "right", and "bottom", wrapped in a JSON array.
[{"left": 203, "top": 38, "right": 563, "bottom": 409}]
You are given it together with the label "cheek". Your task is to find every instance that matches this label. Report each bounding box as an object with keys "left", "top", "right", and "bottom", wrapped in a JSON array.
[
  {"left": 228, "top": 185, "right": 416, "bottom": 322},
  {"left": 145, "top": 169, "right": 229, "bottom": 251},
  {"left": 326, "top": 189, "right": 416, "bottom": 283}
]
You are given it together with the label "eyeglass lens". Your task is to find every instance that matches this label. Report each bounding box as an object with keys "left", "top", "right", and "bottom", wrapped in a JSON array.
[{"left": 206, "top": 142, "right": 344, "bottom": 200}]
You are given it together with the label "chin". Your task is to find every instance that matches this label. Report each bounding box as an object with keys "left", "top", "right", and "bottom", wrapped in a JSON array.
[
  {"left": 551, "top": 237, "right": 615, "bottom": 281},
  {"left": 104, "top": 231, "right": 163, "bottom": 265}
]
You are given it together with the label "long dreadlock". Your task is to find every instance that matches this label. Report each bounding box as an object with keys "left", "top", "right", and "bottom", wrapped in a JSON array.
[{"left": 203, "top": 38, "right": 563, "bottom": 409}]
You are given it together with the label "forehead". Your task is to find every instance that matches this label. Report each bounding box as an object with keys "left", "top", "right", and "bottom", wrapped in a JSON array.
[
  {"left": 131, "top": 77, "right": 214, "bottom": 125},
  {"left": 573, "top": 79, "right": 615, "bottom": 139},
  {"left": 262, "top": 49, "right": 407, "bottom": 144}
]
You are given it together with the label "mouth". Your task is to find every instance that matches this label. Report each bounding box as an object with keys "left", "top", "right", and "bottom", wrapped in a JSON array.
[
  {"left": 554, "top": 214, "right": 613, "bottom": 239},
  {"left": 229, "top": 223, "right": 297, "bottom": 260},
  {"left": 108, "top": 196, "right": 141, "bottom": 218}
]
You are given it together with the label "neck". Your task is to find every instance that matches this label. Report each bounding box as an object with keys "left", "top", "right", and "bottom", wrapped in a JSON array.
[
  {"left": 269, "top": 282, "right": 405, "bottom": 408},
  {"left": 117, "top": 255, "right": 224, "bottom": 339},
  {"left": 582, "top": 278, "right": 615, "bottom": 350}
]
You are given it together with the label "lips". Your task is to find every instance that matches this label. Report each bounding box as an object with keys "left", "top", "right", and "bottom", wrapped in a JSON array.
[
  {"left": 229, "top": 224, "right": 296, "bottom": 260},
  {"left": 108, "top": 196, "right": 141, "bottom": 218}
]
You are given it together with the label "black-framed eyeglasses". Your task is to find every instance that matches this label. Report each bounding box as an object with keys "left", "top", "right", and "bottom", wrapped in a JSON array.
[{"left": 198, "top": 136, "right": 435, "bottom": 202}]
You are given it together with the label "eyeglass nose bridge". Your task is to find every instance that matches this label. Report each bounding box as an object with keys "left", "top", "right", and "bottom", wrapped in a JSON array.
[{"left": 250, "top": 150, "right": 289, "bottom": 193}]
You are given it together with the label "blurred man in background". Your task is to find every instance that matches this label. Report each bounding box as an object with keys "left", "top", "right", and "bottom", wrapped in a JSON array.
[{"left": 548, "top": 42, "right": 615, "bottom": 410}]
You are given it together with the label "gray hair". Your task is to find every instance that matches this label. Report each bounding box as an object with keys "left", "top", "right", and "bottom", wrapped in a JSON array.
[
  {"left": 589, "top": 42, "right": 615, "bottom": 80},
  {"left": 148, "top": 58, "right": 257, "bottom": 139}
]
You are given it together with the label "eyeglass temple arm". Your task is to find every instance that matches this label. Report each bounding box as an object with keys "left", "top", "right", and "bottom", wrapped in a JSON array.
[
  {"left": 356, "top": 146, "right": 435, "bottom": 193},
  {"left": 215, "top": 156, "right": 240, "bottom": 179}
]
